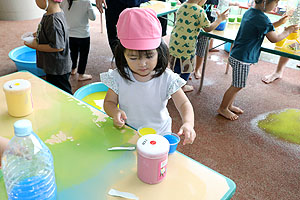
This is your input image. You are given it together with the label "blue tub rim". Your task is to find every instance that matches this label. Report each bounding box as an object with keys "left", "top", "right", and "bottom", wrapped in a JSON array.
[
  {"left": 8, "top": 45, "right": 36, "bottom": 64},
  {"left": 73, "top": 82, "right": 108, "bottom": 100}
]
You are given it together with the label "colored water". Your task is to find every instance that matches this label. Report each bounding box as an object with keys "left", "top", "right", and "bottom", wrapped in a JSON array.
[
  {"left": 164, "top": 134, "right": 179, "bottom": 144},
  {"left": 138, "top": 127, "right": 156, "bottom": 136},
  {"left": 258, "top": 109, "right": 300, "bottom": 144},
  {"left": 164, "top": 134, "right": 179, "bottom": 154},
  {"left": 9, "top": 175, "right": 56, "bottom": 200},
  {"left": 16, "top": 51, "right": 36, "bottom": 62},
  {"left": 81, "top": 91, "right": 107, "bottom": 110}
]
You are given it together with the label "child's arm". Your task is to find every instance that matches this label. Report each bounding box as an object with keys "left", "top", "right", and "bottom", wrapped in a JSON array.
[
  {"left": 229, "top": 2, "right": 240, "bottom": 6},
  {"left": 171, "top": 89, "right": 196, "bottom": 145},
  {"left": 103, "top": 89, "right": 127, "bottom": 128},
  {"left": 266, "top": 25, "right": 298, "bottom": 43},
  {"left": 88, "top": 2, "right": 96, "bottom": 21},
  {"left": 96, "top": 0, "right": 107, "bottom": 13},
  {"left": 24, "top": 40, "right": 63, "bottom": 52},
  {"left": 0, "top": 136, "right": 9, "bottom": 166},
  {"left": 273, "top": 15, "right": 289, "bottom": 28},
  {"left": 203, "top": 9, "right": 229, "bottom": 32}
]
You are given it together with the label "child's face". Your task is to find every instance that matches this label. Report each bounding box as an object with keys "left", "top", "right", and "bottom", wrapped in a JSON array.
[
  {"left": 264, "top": 0, "right": 279, "bottom": 12},
  {"left": 35, "top": 0, "right": 47, "bottom": 10},
  {"left": 124, "top": 49, "right": 158, "bottom": 79}
]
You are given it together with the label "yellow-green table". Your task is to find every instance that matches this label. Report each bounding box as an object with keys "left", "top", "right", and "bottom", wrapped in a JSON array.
[{"left": 0, "top": 71, "right": 236, "bottom": 199}]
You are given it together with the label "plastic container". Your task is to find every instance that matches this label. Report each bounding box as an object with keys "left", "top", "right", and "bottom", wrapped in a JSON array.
[
  {"left": 228, "top": 16, "right": 236, "bottom": 23},
  {"left": 163, "top": 133, "right": 180, "bottom": 154},
  {"left": 137, "top": 134, "right": 170, "bottom": 184},
  {"left": 73, "top": 82, "right": 108, "bottom": 112},
  {"left": 3, "top": 79, "right": 33, "bottom": 117},
  {"left": 215, "top": 21, "right": 227, "bottom": 31},
  {"left": 170, "top": 1, "right": 177, "bottom": 6},
  {"left": 1, "top": 119, "right": 57, "bottom": 200},
  {"left": 138, "top": 127, "right": 157, "bottom": 137},
  {"left": 8, "top": 46, "right": 46, "bottom": 77},
  {"left": 236, "top": 15, "right": 242, "bottom": 23},
  {"left": 21, "top": 32, "right": 35, "bottom": 43},
  {"left": 275, "top": 38, "right": 287, "bottom": 48},
  {"left": 287, "top": 31, "right": 299, "bottom": 40},
  {"left": 224, "top": 42, "right": 232, "bottom": 52}
]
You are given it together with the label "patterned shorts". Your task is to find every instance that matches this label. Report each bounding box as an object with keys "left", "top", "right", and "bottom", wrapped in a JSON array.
[
  {"left": 229, "top": 56, "right": 251, "bottom": 88},
  {"left": 195, "top": 35, "right": 209, "bottom": 58},
  {"left": 169, "top": 55, "right": 195, "bottom": 74}
]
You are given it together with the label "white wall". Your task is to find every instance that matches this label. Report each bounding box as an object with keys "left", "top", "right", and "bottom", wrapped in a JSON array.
[{"left": 0, "top": 0, "right": 45, "bottom": 21}]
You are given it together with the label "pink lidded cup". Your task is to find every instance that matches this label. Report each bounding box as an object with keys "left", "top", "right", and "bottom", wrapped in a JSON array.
[{"left": 137, "top": 134, "right": 170, "bottom": 184}]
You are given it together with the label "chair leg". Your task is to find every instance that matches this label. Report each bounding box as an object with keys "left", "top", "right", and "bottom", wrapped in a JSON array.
[{"left": 225, "top": 43, "right": 233, "bottom": 74}]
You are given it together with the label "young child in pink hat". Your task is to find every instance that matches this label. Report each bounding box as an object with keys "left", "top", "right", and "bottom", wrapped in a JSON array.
[
  {"left": 24, "top": 0, "right": 72, "bottom": 94},
  {"left": 100, "top": 8, "right": 196, "bottom": 145}
]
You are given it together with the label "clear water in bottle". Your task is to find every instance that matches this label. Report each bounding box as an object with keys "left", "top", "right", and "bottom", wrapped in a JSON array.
[{"left": 1, "top": 119, "right": 57, "bottom": 200}]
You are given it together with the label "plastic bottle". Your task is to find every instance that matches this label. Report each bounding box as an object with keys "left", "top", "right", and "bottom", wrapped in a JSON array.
[{"left": 1, "top": 119, "right": 57, "bottom": 200}]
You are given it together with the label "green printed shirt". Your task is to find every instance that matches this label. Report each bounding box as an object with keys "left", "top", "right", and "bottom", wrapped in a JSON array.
[{"left": 169, "top": 3, "right": 210, "bottom": 59}]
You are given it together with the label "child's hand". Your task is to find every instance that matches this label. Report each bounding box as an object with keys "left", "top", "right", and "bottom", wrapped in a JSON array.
[
  {"left": 113, "top": 110, "right": 127, "bottom": 128},
  {"left": 217, "top": 8, "right": 229, "bottom": 21},
  {"left": 24, "top": 39, "right": 38, "bottom": 49},
  {"left": 278, "top": 15, "right": 289, "bottom": 25},
  {"left": 285, "top": 25, "right": 299, "bottom": 34},
  {"left": 177, "top": 123, "right": 196, "bottom": 145}
]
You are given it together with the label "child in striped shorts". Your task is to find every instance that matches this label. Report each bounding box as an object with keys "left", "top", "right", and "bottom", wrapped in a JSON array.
[{"left": 218, "top": 0, "right": 298, "bottom": 121}]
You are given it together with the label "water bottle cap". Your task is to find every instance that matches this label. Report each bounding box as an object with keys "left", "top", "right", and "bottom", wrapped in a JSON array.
[{"left": 14, "top": 119, "right": 33, "bottom": 137}]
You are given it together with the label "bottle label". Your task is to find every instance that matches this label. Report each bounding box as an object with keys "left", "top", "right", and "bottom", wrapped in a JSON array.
[{"left": 157, "top": 158, "right": 168, "bottom": 181}]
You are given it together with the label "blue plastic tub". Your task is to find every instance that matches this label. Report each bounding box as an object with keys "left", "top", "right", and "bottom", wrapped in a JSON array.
[
  {"left": 74, "top": 82, "right": 109, "bottom": 113},
  {"left": 215, "top": 21, "right": 227, "bottom": 31},
  {"left": 224, "top": 42, "right": 232, "bottom": 53},
  {"left": 9, "top": 46, "right": 46, "bottom": 76},
  {"left": 73, "top": 82, "right": 108, "bottom": 100}
]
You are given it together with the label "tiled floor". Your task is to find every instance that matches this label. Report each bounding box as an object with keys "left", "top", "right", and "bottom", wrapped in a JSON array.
[{"left": 1, "top": 14, "right": 300, "bottom": 199}]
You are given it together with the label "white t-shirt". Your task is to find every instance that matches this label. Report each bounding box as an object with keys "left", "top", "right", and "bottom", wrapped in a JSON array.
[
  {"left": 100, "top": 68, "right": 186, "bottom": 134},
  {"left": 61, "top": 0, "right": 96, "bottom": 38}
]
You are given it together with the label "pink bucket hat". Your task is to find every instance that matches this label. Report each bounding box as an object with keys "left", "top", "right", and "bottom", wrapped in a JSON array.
[{"left": 117, "top": 8, "right": 162, "bottom": 50}]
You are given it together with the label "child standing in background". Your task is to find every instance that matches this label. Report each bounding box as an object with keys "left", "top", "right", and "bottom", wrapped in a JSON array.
[
  {"left": 218, "top": 0, "right": 298, "bottom": 120},
  {"left": 25, "top": 0, "right": 72, "bottom": 94},
  {"left": 61, "top": 0, "right": 96, "bottom": 81},
  {"left": 169, "top": 0, "right": 228, "bottom": 92},
  {"left": 194, "top": 0, "right": 240, "bottom": 79},
  {"left": 100, "top": 8, "right": 196, "bottom": 145},
  {"left": 194, "top": 0, "right": 219, "bottom": 79}
]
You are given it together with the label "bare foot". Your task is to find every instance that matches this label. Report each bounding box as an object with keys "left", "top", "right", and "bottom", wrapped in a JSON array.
[
  {"left": 229, "top": 105, "right": 244, "bottom": 114},
  {"left": 261, "top": 73, "right": 282, "bottom": 84},
  {"left": 209, "top": 49, "right": 220, "bottom": 52},
  {"left": 194, "top": 71, "right": 201, "bottom": 79},
  {"left": 218, "top": 108, "right": 239, "bottom": 120},
  {"left": 71, "top": 68, "right": 77, "bottom": 75},
  {"left": 182, "top": 85, "right": 194, "bottom": 92},
  {"left": 78, "top": 74, "right": 92, "bottom": 81}
]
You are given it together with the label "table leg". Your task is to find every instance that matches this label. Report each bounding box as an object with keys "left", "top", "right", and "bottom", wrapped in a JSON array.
[
  {"left": 225, "top": 43, "right": 233, "bottom": 74},
  {"left": 100, "top": 13, "right": 103, "bottom": 33},
  {"left": 199, "top": 38, "right": 210, "bottom": 92}
]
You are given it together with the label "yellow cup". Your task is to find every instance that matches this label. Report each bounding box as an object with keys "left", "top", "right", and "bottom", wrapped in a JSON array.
[
  {"left": 275, "top": 38, "right": 287, "bottom": 47},
  {"left": 286, "top": 31, "right": 299, "bottom": 40},
  {"left": 138, "top": 127, "right": 156, "bottom": 137},
  {"left": 3, "top": 79, "right": 33, "bottom": 117}
]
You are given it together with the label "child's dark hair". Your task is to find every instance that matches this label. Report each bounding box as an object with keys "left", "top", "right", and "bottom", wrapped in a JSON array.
[
  {"left": 114, "top": 40, "right": 169, "bottom": 81},
  {"left": 67, "top": 0, "right": 73, "bottom": 10},
  {"left": 254, "top": 0, "right": 272, "bottom": 4}
]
